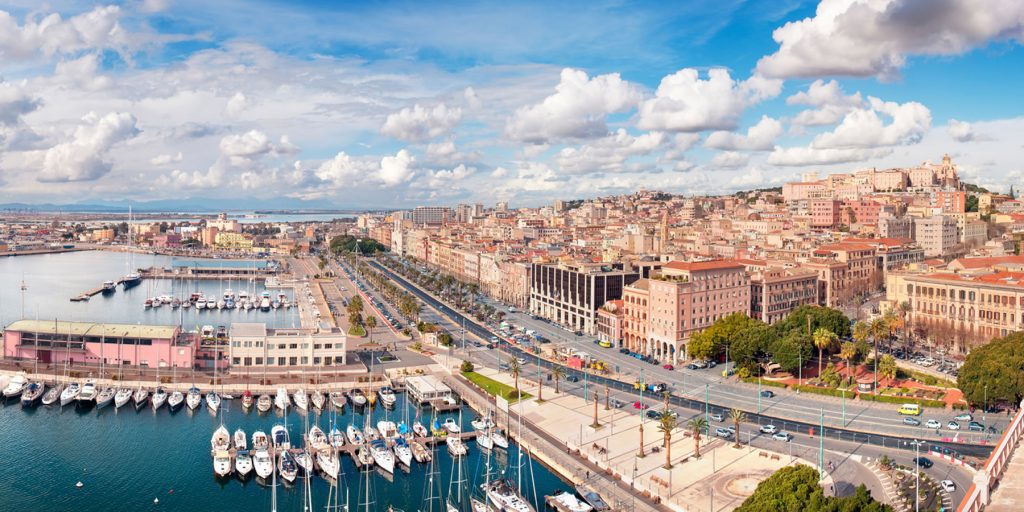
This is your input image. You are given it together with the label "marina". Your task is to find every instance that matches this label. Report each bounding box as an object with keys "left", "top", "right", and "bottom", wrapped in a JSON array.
[{"left": 0, "top": 378, "right": 568, "bottom": 512}]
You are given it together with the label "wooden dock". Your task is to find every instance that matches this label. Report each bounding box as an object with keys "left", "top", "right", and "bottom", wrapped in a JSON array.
[{"left": 70, "top": 284, "right": 114, "bottom": 302}]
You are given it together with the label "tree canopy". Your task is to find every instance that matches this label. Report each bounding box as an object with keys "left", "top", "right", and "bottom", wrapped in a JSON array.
[
  {"left": 688, "top": 312, "right": 762, "bottom": 360},
  {"left": 958, "top": 331, "right": 1024, "bottom": 406},
  {"left": 329, "top": 235, "right": 386, "bottom": 255},
  {"left": 775, "top": 306, "right": 852, "bottom": 339},
  {"left": 735, "top": 464, "right": 891, "bottom": 512}
]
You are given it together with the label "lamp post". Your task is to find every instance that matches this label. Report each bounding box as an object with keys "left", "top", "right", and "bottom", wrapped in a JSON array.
[
  {"left": 984, "top": 384, "right": 988, "bottom": 423},
  {"left": 841, "top": 388, "right": 846, "bottom": 427},
  {"left": 705, "top": 383, "right": 709, "bottom": 426},
  {"left": 914, "top": 440, "right": 921, "bottom": 512},
  {"left": 757, "top": 374, "right": 762, "bottom": 414}
]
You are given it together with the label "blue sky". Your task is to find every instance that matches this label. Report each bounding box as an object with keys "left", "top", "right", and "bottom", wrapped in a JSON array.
[{"left": 0, "top": 0, "right": 1022, "bottom": 207}]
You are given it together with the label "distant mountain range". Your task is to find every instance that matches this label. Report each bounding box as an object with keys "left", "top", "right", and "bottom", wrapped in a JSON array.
[{"left": 0, "top": 197, "right": 368, "bottom": 213}]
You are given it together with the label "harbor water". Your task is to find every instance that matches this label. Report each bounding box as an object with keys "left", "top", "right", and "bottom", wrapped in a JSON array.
[
  {"left": 0, "top": 391, "right": 566, "bottom": 511},
  {"left": 0, "top": 251, "right": 300, "bottom": 328}
]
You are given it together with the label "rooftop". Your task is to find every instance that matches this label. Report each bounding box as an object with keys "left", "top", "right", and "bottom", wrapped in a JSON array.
[
  {"left": 663, "top": 259, "right": 745, "bottom": 272},
  {"left": 5, "top": 319, "right": 179, "bottom": 339}
]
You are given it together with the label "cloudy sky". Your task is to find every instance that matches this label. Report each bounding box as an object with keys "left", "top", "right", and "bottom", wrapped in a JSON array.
[{"left": 0, "top": 0, "right": 1022, "bottom": 209}]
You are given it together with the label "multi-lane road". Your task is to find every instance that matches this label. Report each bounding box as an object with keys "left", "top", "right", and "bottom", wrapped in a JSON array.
[{"left": 365, "top": 257, "right": 975, "bottom": 505}]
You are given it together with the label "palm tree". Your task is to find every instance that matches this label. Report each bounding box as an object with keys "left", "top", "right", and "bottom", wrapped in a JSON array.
[
  {"left": 365, "top": 316, "right": 377, "bottom": 343},
  {"left": 508, "top": 357, "right": 521, "bottom": 399},
  {"left": 729, "top": 409, "right": 746, "bottom": 448},
  {"left": 869, "top": 317, "right": 888, "bottom": 369},
  {"left": 812, "top": 328, "right": 838, "bottom": 378},
  {"left": 840, "top": 341, "right": 857, "bottom": 386},
  {"left": 687, "top": 417, "right": 708, "bottom": 458},
  {"left": 658, "top": 412, "right": 679, "bottom": 469},
  {"left": 551, "top": 366, "right": 565, "bottom": 394}
]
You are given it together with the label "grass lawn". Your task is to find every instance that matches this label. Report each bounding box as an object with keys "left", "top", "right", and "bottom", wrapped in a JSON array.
[
  {"left": 348, "top": 325, "right": 366, "bottom": 336},
  {"left": 462, "top": 371, "right": 531, "bottom": 403}
]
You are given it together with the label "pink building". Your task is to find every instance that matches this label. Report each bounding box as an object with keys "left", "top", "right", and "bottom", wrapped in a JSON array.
[
  {"left": 809, "top": 199, "right": 842, "bottom": 230},
  {"left": 622, "top": 260, "right": 751, "bottom": 363},
  {"left": 3, "top": 320, "right": 196, "bottom": 368}
]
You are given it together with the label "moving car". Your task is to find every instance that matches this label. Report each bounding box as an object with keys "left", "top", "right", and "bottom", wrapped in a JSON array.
[
  {"left": 759, "top": 390, "right": 775, "bottom": 398},
  {"left": 968, "top": 421, "right": 985, "bottom": 432},
  {"left": 925, "top": 420, "right": 941, "bottom": 429},
  {"left": 759, "top": 425, "right": 777, "bottom": 434},
  {"left": 947, "top": 421, "right": 960, "bottom": 430},
  {"left": 633, "top": 401, "right": 649, "bottom": 410},
  {"left": 940, "top": 480, "right": 956, "bottom": 492},
  {"left": 714, "top": 428, "right": 733, "bottom": 439},
  {"left": 903, "top": 417, "right": 921, "bottom": 426},
  {"left": 710, "top": 413, "right": 725, "bottom": 422},
  {"left": 663, "top": 364, "right": 675, "bottom": 370},
  {"left": 954, "top": 413, "right": 973, "bottom": 421},
  {"left": 566, "top": 375, "right": 580, "bottom": 383},
  {"left": 913, "top": 457, "right": 933, "bottom": 469},
  {"left": 772, "top": 432, "right": 792, "bottom": 442}
]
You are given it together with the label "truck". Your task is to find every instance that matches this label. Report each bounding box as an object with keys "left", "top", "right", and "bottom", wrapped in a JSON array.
[{"left": 632, "top": 381, "right": 668, "bottom": 394}]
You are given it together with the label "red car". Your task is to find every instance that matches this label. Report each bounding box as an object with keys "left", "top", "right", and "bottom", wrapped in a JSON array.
[
  {"left": 633, "top": 401, "right": 649, "bottom": 410},
  {"left": 663, "top": 364, "right": 675, "bottom": 371}
]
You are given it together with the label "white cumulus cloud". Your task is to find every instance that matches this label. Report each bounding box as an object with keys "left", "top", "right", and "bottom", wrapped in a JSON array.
[
  {"left": 786, "top": 79, "right": 865, "bottom": 126},
  {"left": 757, "top": 0, "right": 1024, "bottom": 80},
  {"left": 637, "top": 68, "right": 782, "bottom": 132},
  {"left": 380, "top": 103, "right": 462, "bottom": 142},
  {"left": 710, "top": 151, "right": 750, "bottom": 168},
  {"left": 378, "top": 149, "right": 415, "bottom": 186},
  {"left": 38, "top": 111, "right": 139, "bottom": 182},
  {"left": 150, "top": 152, "right": 183, "bottom": 166},
  {"left": 947, "top": 119, "right": 978, "bottom": 142},
  {"left": 705, "top": 116, "right": 783, "bottom": 151},
  {"left": 767, "top": 146, "right": 893, "bottom": 166},
  {"left": 505, "top": 68, "right": 643, "bottom": 143},
  {"left": 811, "top": 97, "right": 931, "bottom": 149},
  {"left": 555, "top": 129, "right": 665, "bottom": 175}
]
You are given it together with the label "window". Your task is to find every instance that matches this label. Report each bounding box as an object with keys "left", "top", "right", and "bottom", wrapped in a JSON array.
[
  {"left": 255, "top": 357, "right": 263, "bottom": 365},
  {"left": 289, "top": 357, "right": 298, "bottom": 366},
  {"left": 232, "top": 357, "right": 240, "bottom": 365},
  {"left": 301, "top": 357, "right": 308, "bottom": 365}
]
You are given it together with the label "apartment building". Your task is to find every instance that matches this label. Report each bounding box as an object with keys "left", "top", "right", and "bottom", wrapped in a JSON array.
[
  {"left": 809, "top": 199, "right": 842, "bottom": 230},
  {"left": 914, "top": 215, "right": 959, "bottom": 257},
  {"left": 412, "top": 206, "right": 451, "bottom": 226},
  {"left": 805, "top": 242, "right": 880, "bottom": 307},
  {"left": 530, "top": 262, "right": 640, "bottom": 335},
  {"left": 622, "top": 260, "right": 750, "bottom": 363},
  {"left": 749, "top": 267, "right": 819, "bottom": 325},
  {"left": 228, "top": 323, "right": 347, "bottom": 368}
]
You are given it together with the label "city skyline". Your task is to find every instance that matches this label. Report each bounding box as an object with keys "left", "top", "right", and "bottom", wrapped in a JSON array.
[{"left": 1, "top": 0, "right": 1023, "bottom": 208}]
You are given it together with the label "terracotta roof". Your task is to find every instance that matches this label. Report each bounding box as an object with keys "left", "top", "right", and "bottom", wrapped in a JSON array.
[
  {"left": 919, "top": 272, "right": 1024, "bottom": 287},
  {"left": 816, "top": 242, "right": 876, "bottom": 252},
  {"left": 626, "top": 278, "right": 650, "bottom": 291},
  {"left": 950, "top": 255, "right": 1024, "bottom": 269},
  {"left": 842, "top": 237, "right": 914, "bottom": 247},
  {"left": 663, "top": 259, "right": 745, "bottom": 272}
]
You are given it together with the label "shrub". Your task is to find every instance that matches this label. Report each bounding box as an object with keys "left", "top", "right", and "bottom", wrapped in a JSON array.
[
  {"left": 460, "top": 360, "right": 474, "bottom": 373},
  {"left": 793, "top": 385, "right": 852, "bottom": 398}
]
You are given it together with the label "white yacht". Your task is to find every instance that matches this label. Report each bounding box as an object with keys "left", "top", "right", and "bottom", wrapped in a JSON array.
[
  {"left": 132, "top": 388, "right": 149, "bottom": 410},
  {"left": 151, "top": 387, "right": 168, "bottom": 410},
  {"left": 60, "top": 382, "right": 81, "bottom": 406},
  {"left": 2, "top": 374, "right": 27, "bottom": 399},
  {"left": 235, "top": 450, "right": 253, "bottom": 478},
  {"left": 484, "top": 479, "right": 536, "bottom": 512},
  {"left": 548, "top": 492, "right": 593, "bottom": 512},
  {"left": 257, "top": 394, "right": 272, "bottom": 413},
  {"left": 76, "top": 380, "right": 98, "bottom": 407},
  {"left": 292, "top": 389, "right": 308, "bottom": 411},
  {"left": 213, "top": 450, "right": 233, "bottom": 477},
  {"left": 310, "top": 390, "right": 326, "bottom": 410},
  {"left": 393, "top": 436, "right": 414, "bottom": 467},
  {"left": 186, "top": 387, "right": 202, "bottom": 410},
  {"left": 234, "top": 428, "right": 248, "bottom": 451},
  {"left": 253, "top": 449, "right": 274, "bottom": 479},
  {"left": 349, "top": 389, "right": 367, "bottom": 407},
  {"left": 278, "top": 450, "right": 298, "bottom": 483},
  {"left": 294, "top": 449, "right": 313, "bottom": 474},
  {"left": 114, "top": 388, "right": 133, "bottom": 409},
  {"left": 491, "top": 428, "right": 510, "bottom": 450},
  {"left": 206, "top": 391, "right": 221, "bottom": 413},
  {"left": 477, "top": 429, "right": 495, "bottom": 451},
  {"left": 471, "top": 415, "right": 495, "bottom": 431},
  {"left": 211, "top": 425, "right": 231, "bottom": 452},
  {"left": 446, "top": 436, "right": 468, "bottom": 457},
  {"left": 168, "top": 390, "right": 185, "bottom": 411},
  {"left": 95, "top": 387, "right": 115, "bottom": 409},
  {"left": 252, "top": 430, "right": 270, "bottom": 451},
  {"left": 42, "top": 384, "right": 63, "bottom": 406},
  {"left": 377, "top": 386, "right": 397, "bottom": 407},
  {"left": 376, "top": 421, "right": 397, "bottom": 439},
  {"left": 308, "top": 426, "right": 329, "bottom": 450},
  {"left": 443, "top": 418, "right": 462, "bottom": 434},
  {"left": 369, "top": 439, "right": 395, "bottom": 473},
  {"left": 346, "top": 425, "right": 364, "bottom": 446},
  {"left": 272, "top": 424, "right": 291, "bottom": 450},
  {"left": 274, "top": 388, "right": 290, "bottom": 411},
  {"left": 316, "top": 449, "right": 340, "bottom": 480}
]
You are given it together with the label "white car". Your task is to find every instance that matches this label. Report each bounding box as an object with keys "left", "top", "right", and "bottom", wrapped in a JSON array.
[
  {"left": 940, "top": 480, "right": 956, "bottom": 493},
  {"left": 759, "top": 425, "right": 777, "bottom": 434},
  {"left": 926, "top": 419, "right": 941, "bottom": 429},
  {"left": 948, "top": 421, "right": 961, "bottom": 430},
  {"left": 772, "top": 432, "right": 792, "bottom": 442}
]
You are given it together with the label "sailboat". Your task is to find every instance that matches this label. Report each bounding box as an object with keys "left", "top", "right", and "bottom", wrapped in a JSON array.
[
  {"left": 114, "top": 388, "right": 133, "bottom": 409},
  {"left": 95, "top": 386, "right": 116, "bottom": 409},
  {"left": 186, "top": 386, "right": 202, "bottom": 410},
  {"left": 41, "top": 383, "right": 62, "bottom": 406},
  {"left": 252, "top": 431, "right": 274, "bottom": 480},
  {"left": 122, "top": 206, "right": 142, "bottom": 290},
  {"left": 448, "top": 405, "right": 471, "bottom": 512},
  {"left": 152, "top": 387, "right": 168, "bottom": 410},
  {"left": 132, "top": 387, "right": 149, "bottom": 410},
  {"left": 60, "top": 381, "right": 81, "bottom": 406}
]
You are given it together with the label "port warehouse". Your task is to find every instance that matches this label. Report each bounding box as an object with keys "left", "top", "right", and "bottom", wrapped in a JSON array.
[{"left": 3, "top": 320, "right": 346, "bottom": 370}]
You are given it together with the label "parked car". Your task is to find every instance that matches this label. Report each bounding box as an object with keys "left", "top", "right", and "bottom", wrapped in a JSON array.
[
  {"left": 913, "top": 457, "right": 934, "bottom": 469},
  {"left": 714, "top": 428, "right": 733, "bottom": 439},
  {"left": 566, "top": 375, "right": 580, "bottom": 383},
  {"left": 646, "top": 409, "right": 661, "bottom": 419},
  {"left": 760, "top": 390, "right": 775, "bottom": 398},
  {"left": 940, "top": 480, "right": 956, "bottom": 492},
  {"left": 947, "top": 421, "right": 961, "bottom": 430},
  {"left": 611, "top": 399, "right": 625, "bottom": 408},
  {"left": 663, "top": 364, "right": 675, "bottom": 371},
  {"left": 926, "top": 420, "right": 941, "bottom": 429},
  {"left": 759, "top": 425, "right": 777, "bottom": 434},
  {"left": 968, "top": 421, "right": 985, "bottom": 432},
  {"left": 633, "top": 401, "right": 649, "bottom": 410},
  {"left": 710, "top": 413, "right": 725, "bottom": 422},
  {"left": 772, "top": 432, "right": 792, "bottom": 442},
  {"left": 903, "top": 417, "right": 921, "bottom": 426},
  {"left": 954, "top": 413, "right": 973, "bottom": 421}
]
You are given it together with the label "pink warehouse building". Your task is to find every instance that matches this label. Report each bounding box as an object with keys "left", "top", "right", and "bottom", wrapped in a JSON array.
[{"left": 3, "top": 320, "right": 196, "bottom": 368}]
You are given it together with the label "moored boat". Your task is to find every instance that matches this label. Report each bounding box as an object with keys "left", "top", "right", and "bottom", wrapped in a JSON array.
[
  {"left": 310, "top": 390, "right": 326, "bottom": 410},
  {"left": 113, "top": 388, "right": 133, "bottom": 409},
  {"left": 349, "top": 389, "right": 367, "bottom": 407},
  {"left": 547, "top": 491, "right": 593, "bottom": 512},
  {"left": 206, "top": 391, "right": 221, "bottom": 413},
  {"left": 447, "top": 436, "right": 468, "bottom": 457},
  {"left": 2, "top": 374, "right": 27, "bottom": 399},
  {"left": 411, "top": 440, "right": 432, "bottom": 463},
  {"left": 369, "top": 439, "right": 395, "bottom": 473},
  {"left": 253, "top": 449, "right": 274, "bottom": 479},
  {"left": 292, "top": 389, "right": 308, "bottom": 411},
  {"left": 213, "top": 449, "right": 233, "bottom": 477},
  {"left": 133, "top": 388, "right": 149, "bottom": 410},
  {"left": 257, "top": 394, "right": 272, "bottom": 413},
  {"left": 293, "top": 449, "right": 313, "bottom": 474},
  {"left": 413, "top": 422, "right": 429, "bottom": 438},
  {"left": 167, "top": 390, "right": 185, "bottom": 411},
  {"left": 443, "top": 417, "right": 462, "bottom": 434},
  {"left": 346, "top": 425, "right": 364, "bottom": 446},
  {"left": 234, "top": 428, "right": 248, "bottom": 451},
  {"left": 152, "top": 387, "right": 168, "bottom": 410},
  {"left": 235, "top": 450, "right": 253, "bottom": 478},
  {"left": 393, "top": 436, "right": 414, "bottom": 467},
  {"left": 316, "top": 449, "right": 340, "bottom": 480},
  {"left": 186, "top": 386, "right": 202, "bottom": 410},
  {"left": 60, "top": 382, "right": 81, "bottom": 406},
  {"left": 95, "top": 387, "right": 116, "bottom": 409},
  {"left": 241, "top": 390, "right": 254, "bottom": 410},
  {"left": 278, "top": 450, "right": 298, "bottom": 483},
  {"left": 484, "top": 479, "right": 536, "bottom": 512},
  {"left": 76, "top": 380, "right": 97, "bottom": 407},
  {"left": 41, "top": 384, "right": 63, "bottom": 406},
  {"left": 329, "top": 391, "right": 346, "bottom": 410},
  {"left": 20, "top": 382, "right": 45, "bottom": 407},
  {"left": 477, "top": 429, "right": 494, "bottom": 451},
  {"left": 211, "top": 425, "right": 231, "bottom": 453},
  {"left": 491, "top": 428, "right": 510, "bottom": 450},
  {"left": 378, "top": 386, "right": 397, "bottom": 408},
  {"left": 274, "top": 388, "right": 290, "bottom": 411}
]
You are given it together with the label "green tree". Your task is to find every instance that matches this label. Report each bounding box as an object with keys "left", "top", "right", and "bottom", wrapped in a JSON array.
[
  {"left": 365, "top": 315, "right": 377, "bottom": 343},
  {"left": 768, "top": 331, "right": 811, "bottom": 374},
  {"left": 840, "top": 342, "right": 857, "bottom": 386},
  {"left": 687, "top": 417, "right": 708, "bottom": 458},
  {"left": 508, "top": 357, "right": 521, "bottom": 399},
  {"left": 551, "top": 366, "right": 565, "bottom": 394},
  {"left": 688, "top": 312, "right": 764, "bottom": 361},
  {"left": 460, "top": 360, "right": 474, "bottom": 373},
  {"left": 658, "top": 412, "right": 679, "bottom": 469},
  {"left": 774, "top": 305, "right": 851, "bottom": 339},
  {"left": 735, "top": 464, "right": 892, "bottom": 512},
  {"left": 878, "top": 354, "right": 898, "bottom": 382},
  {"left": 813, "top": 328, "right": 838, "bottom": 378},
  {"left": 958, "top": 332, "right": 1024, "bottom": 405},
  {"left": 729, "top": 409, "right": 746, "bottom": 448}
]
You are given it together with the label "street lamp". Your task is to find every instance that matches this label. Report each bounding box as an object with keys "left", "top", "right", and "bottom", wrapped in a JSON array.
[
  {"left": 914, "top": 439, "right": 921, "bottom": 512},
  {"left": 984, "top": 384, "right": 988, "bottom": 423}
]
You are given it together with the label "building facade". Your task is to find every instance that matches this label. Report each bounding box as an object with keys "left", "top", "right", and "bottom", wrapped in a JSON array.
[
  {"left": 750, "top": 267, "right": 819, "bottom": 324},
  {"left": 228, "top": 323, "right": 347, "bottom": 368},
  {"left": 529, "top": 262, "right": 640, "bottom": 335},
  {"left": 3, "top": 320, "right": 195, "bottom": 368}
]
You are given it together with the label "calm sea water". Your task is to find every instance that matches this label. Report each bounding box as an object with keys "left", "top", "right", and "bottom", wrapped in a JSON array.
[
  {"left": 0, "top": 251, "right": 299, "bottom": 328},
  {"left": 0, "top": 391, "right": 566, "bottom": 512}
]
